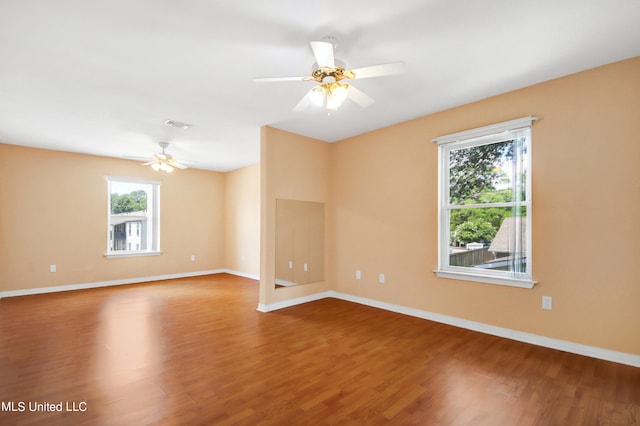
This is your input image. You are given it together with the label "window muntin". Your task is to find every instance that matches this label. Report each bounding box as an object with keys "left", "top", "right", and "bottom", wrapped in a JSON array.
[
  {"left": 106, "top": 177, "right": 161, "bottom": 257},
  {"left": 435, "top": 118, "right": 535, "bottom": 288}
]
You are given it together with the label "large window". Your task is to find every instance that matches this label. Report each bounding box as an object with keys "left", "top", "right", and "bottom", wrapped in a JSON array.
[
  {"left": 106, "top": 177, "right": 161, "bottom": 258},
  {"left": 434, "top": 117, "right": 536, "bottom": 288}
]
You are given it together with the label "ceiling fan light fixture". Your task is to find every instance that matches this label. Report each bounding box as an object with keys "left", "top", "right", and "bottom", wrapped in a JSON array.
[
  {"left": 151, "top": 159, "right": 174, "bottom": 173},
  {"left": 331, "top": 83, "right": 349, "bottom": 103},
  {"left": 144, "top": 141, "right": 186, "bottom": 172},
  {"left": 309, "top": 85, "right": 326, "bottom": 106},
  {"left": 326, "top": 82, "right": 349, "bottom": 110},
  {"left": 325, "top": 95, "right": 340, "bottom": 110}
]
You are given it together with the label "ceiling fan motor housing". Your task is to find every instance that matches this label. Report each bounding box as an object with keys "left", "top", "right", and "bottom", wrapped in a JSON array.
[{"left": 311, "top": 66, "right": 355, "bottom": 82}]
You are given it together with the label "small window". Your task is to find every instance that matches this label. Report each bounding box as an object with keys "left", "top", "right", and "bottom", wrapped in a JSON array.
[
  {"left": 106, "top": 177, "right": 161, "bottom": 258},
  {"left": 434, "top": 117, "right": 537, "bottom": 288}
]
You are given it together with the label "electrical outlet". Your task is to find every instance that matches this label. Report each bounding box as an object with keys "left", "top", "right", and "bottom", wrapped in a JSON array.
[
  {"left": 542, "top": 296, "right": 553, "bottom": 310},
  {"left": 379, "top": 273, "right": 385, "bottom": 284},
  {"left": 50, "top": 264, "right": 57, "bottom": 273},
  {"left": 355, "top": 270, "right": 361, "bottom": 280},
  {"left": 190, "top": 255, "right": 196, "bottom": 262}
]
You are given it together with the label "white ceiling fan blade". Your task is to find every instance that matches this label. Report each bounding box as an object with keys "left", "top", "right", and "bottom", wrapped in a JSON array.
[
  {"left": 350, "top": 61, "right": 406, "bottom": 79},
  {"left": 292, "top": 89, "right": 314, "bottom": 112},
  {"left": 169, "top": 160, "right": 188, "bottom": 169},
  {"left": 253, "top": 76, "right": 311, "bottom": 82},
  {"left": 310, "top": 41, "right": 335, "bottom": 68},
  {"left": 348, "top": 85, "right": 375, "bottom": 107},
  {"left": 141, "top": 160, "right": 157, "bottom": 166}
]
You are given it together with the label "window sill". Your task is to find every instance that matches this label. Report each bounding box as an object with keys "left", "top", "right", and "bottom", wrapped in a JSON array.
[
  {"left": 434, "top": 269, "right": 537, "bottom": 289},
  {"left": 105, "top": 251, "right": 162, "bottom": 259}
]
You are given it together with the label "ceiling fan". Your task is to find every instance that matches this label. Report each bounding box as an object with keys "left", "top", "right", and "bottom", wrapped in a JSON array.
[
  {"left": 253, "top": 37, "right": 405, "bottom": 111},
  {"left": 142, "top": 142, "right": 188, "bottom": 173}
]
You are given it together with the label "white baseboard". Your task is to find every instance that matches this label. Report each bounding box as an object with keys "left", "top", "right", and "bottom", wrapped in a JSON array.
[
  {"left": 0, "top": 269, "right": 236, "bottom": 298},
  {"left": 257, "top": 290, "right": 640, "bottom": 368},
  {"left": 220, "top": 269, "right": 260, "bottom": 281},
  {"left": 257, "top": 291, "right": 332, "bottom": 312}
]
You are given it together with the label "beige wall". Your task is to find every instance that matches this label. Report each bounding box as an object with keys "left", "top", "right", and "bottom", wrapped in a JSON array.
[
  {"left": 0, "top": 144, "right": 226, "bottom": 291},
  {"left": 330, "top": 57, "right": 640, "bottom": 355},
  {"left": 260, "top": 126, "right": 332, "bottom": 306},
  {"left": 224, "top": 163, "right": 260, "bottom": 276}
]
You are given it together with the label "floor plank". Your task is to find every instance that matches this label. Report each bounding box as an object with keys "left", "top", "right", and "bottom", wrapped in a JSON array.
[{"left": 0, "top": 274, "right": 638, "bottom": 425}]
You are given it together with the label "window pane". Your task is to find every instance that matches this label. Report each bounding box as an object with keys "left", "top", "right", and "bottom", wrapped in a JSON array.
[
  {"left": 109, "top": 182, "right": 151, "bottom": 252},
  {"left": 449, "top": 139, "right": 527, "bottom": 205},
  {"left": 449, "top": 207, "right": 527, "bottom": 273},
  {"left": 436, "top": 120, "right": 532, "bottom": 285}
]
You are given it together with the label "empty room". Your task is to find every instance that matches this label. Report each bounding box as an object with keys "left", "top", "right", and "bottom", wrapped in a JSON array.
[{"left": 1, "top": 1, "right": 639, "bottom": 425}]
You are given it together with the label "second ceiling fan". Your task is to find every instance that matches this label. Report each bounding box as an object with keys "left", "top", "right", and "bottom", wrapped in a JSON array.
[
  {"left": 254, "top": 37, "right": 405, "bottom": 112},
  {"left": 142, "top": 142, "right": 188, "bottom": 173}
]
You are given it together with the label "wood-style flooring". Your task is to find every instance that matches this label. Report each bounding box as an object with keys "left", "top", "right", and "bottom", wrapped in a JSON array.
[{"left": 0, "top": 274, "right": 638, "bottom": 425}]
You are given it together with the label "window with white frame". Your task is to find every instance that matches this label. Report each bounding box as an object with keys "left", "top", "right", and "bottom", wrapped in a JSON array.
[
  {"left": 434, "top": 117, "right": 537, "bottom": 288},
  {"left": 106, "top": 177, "right": 161, "bottom": 258}
]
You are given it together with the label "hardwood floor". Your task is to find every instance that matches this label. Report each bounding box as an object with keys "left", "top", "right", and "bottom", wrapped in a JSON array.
[{"left": 0, "top": 274, "right": 638, "bottom": 425}]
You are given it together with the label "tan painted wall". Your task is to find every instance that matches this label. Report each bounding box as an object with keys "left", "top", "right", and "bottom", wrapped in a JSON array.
[
  {"left": 260, "top": 126, "right": 332, "bottom": 306},
  {"left": 224, "top": 163, "right": 260, "bottom": 276},
  {"left": 331, "top": 57, "right": 640, "bottom": 355},
  {"left": 0, "top": 144, "right": 226, "bottom": 291}
]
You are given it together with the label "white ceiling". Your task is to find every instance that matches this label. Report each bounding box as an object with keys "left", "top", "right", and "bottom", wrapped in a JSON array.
[{"left": 1, "top": 1, "right": 639, "bottom": 172}]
